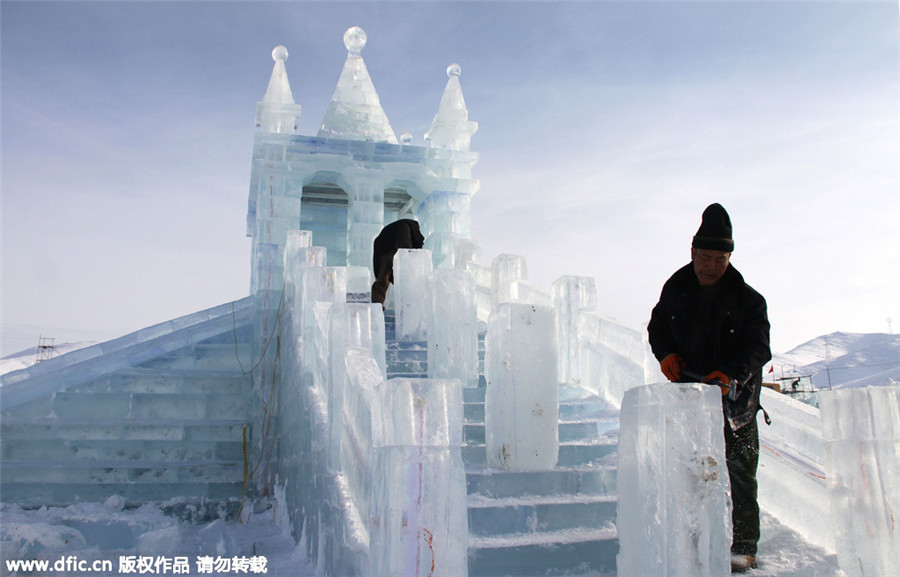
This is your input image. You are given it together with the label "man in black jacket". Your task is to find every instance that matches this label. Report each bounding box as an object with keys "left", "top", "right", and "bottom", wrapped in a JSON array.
[{"left": 648, "top": 203, "right": 771, "bottom": 573}]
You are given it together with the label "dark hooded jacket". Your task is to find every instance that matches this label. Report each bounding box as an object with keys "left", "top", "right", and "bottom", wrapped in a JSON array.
[{"left": 648, "top": 262, "right": 771, "bottom": 429}]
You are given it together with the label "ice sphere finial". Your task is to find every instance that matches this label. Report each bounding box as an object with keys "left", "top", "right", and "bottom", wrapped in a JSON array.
[
  {"left": 256, "top": 45, "right": 301, "bottom": 134},
  {"left": 272, "top": 45, "right": 288, "bottom": 63},
  {"left": 344, "top": 26, "right": 367, "bottom": 54},
  {"left": 426, "top": 62, "right": 477, "bottom": 151},
  {"left": 400, "top": 131, "right": 413, "bottom": 145}
]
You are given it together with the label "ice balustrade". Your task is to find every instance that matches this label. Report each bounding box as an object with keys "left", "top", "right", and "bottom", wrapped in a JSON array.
[
  {"left": 819, "top": 385, "right": 900, "bottom": 577},
  {"left": 756, "top": 388, "right": 834, "bottom": 553},
  {"left": 616, "top": 383, "right": 732, "bottom": 577}
]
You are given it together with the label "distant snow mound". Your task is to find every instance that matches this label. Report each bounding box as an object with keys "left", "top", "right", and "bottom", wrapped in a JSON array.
[{"left": 773, "top": 332, "right": 900, "bottom": 391}]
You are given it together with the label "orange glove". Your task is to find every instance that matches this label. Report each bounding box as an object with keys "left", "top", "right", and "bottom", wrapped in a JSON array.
[
  {"left": 703, "top": 371, "right": 731, "bottom": 396},
  {"left": 660, "top": 354, "right": 685, "bottom": 382}
]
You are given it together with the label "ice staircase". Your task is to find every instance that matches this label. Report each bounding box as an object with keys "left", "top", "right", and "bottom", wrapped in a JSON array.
[
  {"left": 384, "top": 312, "right": 621, "bottom": 577},
  {"left": 0, "top": 299, "right": 255, "bottom": 511}
]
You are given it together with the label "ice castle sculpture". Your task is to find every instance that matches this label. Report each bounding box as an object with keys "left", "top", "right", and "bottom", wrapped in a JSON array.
[{"left": 3, "top": 25, "right": 898, "bottom": 577}]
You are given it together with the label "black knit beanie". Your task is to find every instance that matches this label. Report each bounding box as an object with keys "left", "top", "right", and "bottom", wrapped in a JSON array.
[{"left": 692, "top": 203, "right": 734, "bottom": 252}]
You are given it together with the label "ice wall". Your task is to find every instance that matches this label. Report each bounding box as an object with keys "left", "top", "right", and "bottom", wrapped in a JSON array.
[
  {"left": 617, "top": 383, "right": 732, "bottom": 577},
  {"left": 484, "top": 303, "right": 559, "bottom": 470},
  {"left": 820, "top": 385, "right": 900, "bottom": 577}
]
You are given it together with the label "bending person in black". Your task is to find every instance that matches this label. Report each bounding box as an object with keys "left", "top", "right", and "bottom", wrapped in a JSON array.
[{"left": 371, "top": 219, "right": 425, "bottom": 307}]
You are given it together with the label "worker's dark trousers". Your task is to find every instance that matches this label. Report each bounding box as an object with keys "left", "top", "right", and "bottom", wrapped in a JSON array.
[{"left": 725, "top": 417, "right": 760, "bottom": 556}]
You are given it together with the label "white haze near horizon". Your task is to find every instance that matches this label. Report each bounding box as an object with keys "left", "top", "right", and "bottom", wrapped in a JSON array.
[{"left": 2, "top": 1, "right": 898, "bottom": 358}]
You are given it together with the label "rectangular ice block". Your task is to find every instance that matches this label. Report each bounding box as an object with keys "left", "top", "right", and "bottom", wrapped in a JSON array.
[
  {"left": 427, "top": 269, "right": 479, "bottom": 388},
  {"left": 820, "top": 385, "right": 900, "bottom": 577},
  {"left": 484, "top": 303, "right": 559, "bottom": 470},
  {"left": 394, "top": 249, "right": 433, "bottom": 342},
  {"left": 616, "top": 383, "right": 731, "bottom": 577}
]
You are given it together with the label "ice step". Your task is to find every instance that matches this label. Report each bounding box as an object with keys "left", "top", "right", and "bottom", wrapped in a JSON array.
[
  {"left": 464, "top": 419, "right": 614, "bottom": 444},
  {"left": 2, "top": 439, "right": 244, "bottom": 463},
  {"left": 466, "top": 466, "right": 617, "bottom": 500},
  {"left": 468, "top": 526, "right": 618, "bottom": 577},
  {"left": 45, "top": 391, "right": 251, "bottom": 421},
  {"left": 71, "top": 368, "right": 252, "bottom": 395},
  {"left": 464, "top": 442, "right": 617, "bottom": 469},
  {"left": 1, "top": 418, "right": 249, "bottom": 442},
  {"left": 0, "top": 460, "right": 245, "bottom": 506},
  {"left": 467, "top": 493, "right": 617, "bottom": 537},
  {"left": 135, "top": 344, "right": 251, "bottom": 371}
]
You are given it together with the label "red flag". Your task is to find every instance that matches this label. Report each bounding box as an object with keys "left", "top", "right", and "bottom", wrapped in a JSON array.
[{"left": 768, "top": 365, "right": 774, "bottom": 374}]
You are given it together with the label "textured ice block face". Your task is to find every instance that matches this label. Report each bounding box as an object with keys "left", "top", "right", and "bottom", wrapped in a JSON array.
[
  {"left": 369, "top": 377, "right": 468, "bottom": 577},
  {"left": 370, "top": 446, "right": 469, "bottom": 577},
  {"left": 372, "top": 378, "right": 463, "bottom": 448},
  {"left": 820, "top": 386, "right": 900, "bottom": 577},
  {"left": 616, "top": 383, "right": 731, "bottom": 577},
  {"left": 394, "top": 249, "right": 433, "bottom": 342},
  {"left": 484, "top": 303, "right": 559, "bottom": 470},
  {"left": 328, "top": 304, "right": 387, "bottom": 471},
  {"left": 427, "top": 269, "right": 479, "bottom": 388}
]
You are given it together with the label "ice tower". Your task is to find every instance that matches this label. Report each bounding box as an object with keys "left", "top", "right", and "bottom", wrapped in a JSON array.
[{"left": 247, "top": 26, "right": 479, "bottom": 298}]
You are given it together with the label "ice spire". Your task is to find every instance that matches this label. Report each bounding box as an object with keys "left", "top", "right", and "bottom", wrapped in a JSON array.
[
  {"left": 425, "top": 63, "right": 478, "bottom": 151},
  {"left": 317, "top": 27, "right": 398, "bottom": 144},
  {"left": 255, "top": 46, "right": 301, "bottom": 134}
]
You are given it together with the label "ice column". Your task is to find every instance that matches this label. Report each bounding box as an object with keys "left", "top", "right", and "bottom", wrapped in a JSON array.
[
  {"left": 328, "top": 303, "right": 387, "bottom": 472},
  {"left": 484, "top": 303, "right": 559, "bottom": 470},
  {"left": 616, "top": 383, "right": 732, "bottom": 577},
  {"left": 427, "top": 268, "right": 479, "bottom": 388},
  {"left": 299, "top": 266, "right": 346, "bottom": 387},
  {"left": 491, "top": 254, "right": 528, "bottom": 311},
  {"left": 370, "top": 378, "right": 468, "bottom": 577},
  {"left": 395, "top": 249, "right": 433, "bottom": 342},
  {"left": 552, "top": 275, "right": 598, "bottom": 386},
  {"left": 820, "top": 385, "right": 900, "bottom": 577}
]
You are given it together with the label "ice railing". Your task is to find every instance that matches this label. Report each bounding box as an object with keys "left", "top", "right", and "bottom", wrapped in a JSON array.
[{"left": 275, "top": 232, "right": 472, "bottom": 576}]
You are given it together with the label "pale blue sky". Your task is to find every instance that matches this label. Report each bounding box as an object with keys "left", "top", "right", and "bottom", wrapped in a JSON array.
[{"left": 2, "top": 0, "right": 899, "bottom": 356}]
